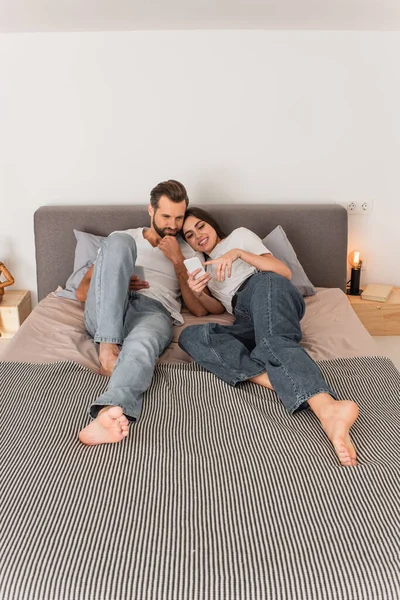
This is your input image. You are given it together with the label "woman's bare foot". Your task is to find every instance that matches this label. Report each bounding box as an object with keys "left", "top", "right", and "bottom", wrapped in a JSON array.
[
  {"left": 79, "top": 406, "right": 129, "bottom": 446},
  {"left": 308, "top": 393, "right": 359, "bottom": 466},
  {"left": 249, "top": 372, "right": 274, "bottom": 391},
  {"left": 99, "top": 343, "right": 121, "bottom": 376}
]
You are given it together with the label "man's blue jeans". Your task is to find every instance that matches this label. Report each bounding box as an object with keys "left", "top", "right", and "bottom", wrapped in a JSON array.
[
  {"left": 84, "top": 233, "right": 173, "bottom": 420},
  {"left": 179, "top": 272, "right": 337, "bottom": 413}
]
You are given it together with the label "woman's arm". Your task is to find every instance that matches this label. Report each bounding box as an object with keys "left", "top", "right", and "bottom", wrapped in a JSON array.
[
  {"left": 205, "top": 250, "right": 291, "bottom": 282},
  {"left": 197, "top": 287, "right": 226, "bottom": 314},
  {"left": 186, "top": 270, "right": 225, "bottom": 314},
  {"left": 240, "top": 251, "right": 291, "bottom": 279},
  {"left": 173, "top": 262, "right": 209, "bottom": 317}
]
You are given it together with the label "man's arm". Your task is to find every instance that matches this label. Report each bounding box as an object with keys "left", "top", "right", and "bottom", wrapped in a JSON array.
[
  {"left": 157, "top": 237, "right": 209, "bottom": 317},
  {"left": 76, "top": 265, "right": 94, "bottom": 302}
]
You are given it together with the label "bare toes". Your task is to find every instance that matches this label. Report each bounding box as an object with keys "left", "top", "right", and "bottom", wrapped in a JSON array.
[{"left": 79, "top": 406, "right": 128, "bottom": 446}]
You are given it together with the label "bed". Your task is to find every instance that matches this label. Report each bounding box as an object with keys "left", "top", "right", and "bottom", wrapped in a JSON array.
[{"left": 1, "top": 204, "right": 399, "bottom": 600}]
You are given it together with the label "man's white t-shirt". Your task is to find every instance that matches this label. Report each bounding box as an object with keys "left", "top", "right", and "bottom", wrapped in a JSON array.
[
  {"left": 206, "top": 227, "right": 271, "bottom": 314},
  {"left": 111, "top": 228, "right": 201, "bottom": 325}
]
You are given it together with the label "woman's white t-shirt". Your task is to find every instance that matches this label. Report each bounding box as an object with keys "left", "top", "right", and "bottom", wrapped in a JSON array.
[{"left": 206, "top": 227, "right": 271, "bottom": 313}]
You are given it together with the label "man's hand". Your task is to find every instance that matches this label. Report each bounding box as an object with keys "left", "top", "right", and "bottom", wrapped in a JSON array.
[
  {"left": 129, "top": 275, "right": 149, "bottom": 291},
  {"left": 158, "top": 236, "right": 185, "bottom": 265}
]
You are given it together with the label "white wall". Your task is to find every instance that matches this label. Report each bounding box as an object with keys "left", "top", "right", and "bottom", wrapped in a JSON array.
[{"left": 1, "top": 31, "right": 399, "bottom": 303}]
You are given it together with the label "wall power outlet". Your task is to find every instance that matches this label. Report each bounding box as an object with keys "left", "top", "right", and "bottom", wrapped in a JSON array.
[{"left": 347, "top": 200, "right": 374, "bottom": 215}]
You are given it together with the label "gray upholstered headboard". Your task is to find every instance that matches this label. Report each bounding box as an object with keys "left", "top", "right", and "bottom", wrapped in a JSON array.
[{"left": 34, "top": 204, "right": 347, "bottom": 301}]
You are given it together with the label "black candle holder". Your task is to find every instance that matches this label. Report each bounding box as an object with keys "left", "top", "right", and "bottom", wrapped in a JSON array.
[{"left": 347, "top": 267, "right": 362, "bottom": 295}]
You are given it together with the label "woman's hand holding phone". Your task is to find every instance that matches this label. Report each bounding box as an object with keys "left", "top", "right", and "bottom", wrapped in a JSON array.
[
  {"left": 187, "top": 269, "right": 211, "bottom": 297},
  {"left": 183, "top": 257, "right": 211, "bottom": 297}
]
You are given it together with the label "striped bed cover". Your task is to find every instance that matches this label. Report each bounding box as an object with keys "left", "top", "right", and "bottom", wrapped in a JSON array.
[{"left": 1, "top": 358, "right": 400, "bottom": 600}]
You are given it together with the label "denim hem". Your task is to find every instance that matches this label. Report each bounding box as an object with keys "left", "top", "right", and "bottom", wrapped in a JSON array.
[
  {"left": 287, "top": 388, "right": 339, "bottom": 414},
  {"left": 220, "top": 367, "right": 265, "bottom": 386},
  {"left": 204, "top": 325, "right": 264, "bottom": 386},
  {"left": 234, "top": 369, "right": 266, "bottom": 385},
  {"left": 93, "top": 336, "right": 123, "bottom": 344}
]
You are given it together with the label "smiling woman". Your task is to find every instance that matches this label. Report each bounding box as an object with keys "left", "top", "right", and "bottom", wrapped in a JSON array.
[
  {"left": 180, "top": 206, "right": 359, "bottom": 468},
  {"left": 181, "top": 207, "right": 227, "bottom": 252}
]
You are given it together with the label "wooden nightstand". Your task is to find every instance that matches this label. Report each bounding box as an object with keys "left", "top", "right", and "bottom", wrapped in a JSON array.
[
  {"left": 347, "top": 286, "right": 400, "bottom": 336},
  {"left": 0, "top": 290, "right": 31, "bottom": 339}
]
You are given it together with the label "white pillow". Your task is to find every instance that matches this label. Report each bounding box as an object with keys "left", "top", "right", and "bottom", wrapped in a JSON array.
[
  {"left": 56, "top": 230, "right": 105, "bottom": 301},
  {"left": 262, "top": 226, "right": 316, "bottom": 296}
]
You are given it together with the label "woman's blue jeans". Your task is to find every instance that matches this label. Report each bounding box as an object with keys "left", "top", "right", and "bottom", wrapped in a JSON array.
[
  {"left": 178, "top": 272, "right": 337, "bottom": 413},
  {"left": 84, "top": 233, "right": 173, "bottom": 420}
]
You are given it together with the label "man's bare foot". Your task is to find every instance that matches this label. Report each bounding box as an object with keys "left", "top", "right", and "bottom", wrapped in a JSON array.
[
  {"left": 79, "top": 406, "right": 129, "bottom": 446},
  {"left": 249, "top": 372, "right": 274, "bottom": 391},
  {"left": 99, "top": 343, "right": 121, "bottom": 376},
  {"left": 308, "top": 393, "right": 359, "bottom": 466}
]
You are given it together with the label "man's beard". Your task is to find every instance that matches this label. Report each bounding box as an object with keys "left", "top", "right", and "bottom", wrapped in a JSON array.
[{"left": 152, "top": 215, "right": 179, "bottom": 238}]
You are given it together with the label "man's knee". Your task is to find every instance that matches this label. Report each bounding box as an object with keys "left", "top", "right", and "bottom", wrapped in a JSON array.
[
  {"left": 104, "top": 232, "right": 137, "bottom": 259},
  {"left": 152, "top": 315, "right": 173, "bottom": 348},
  {"left": 128, "top": 313, "right": 173, "bottom": 352}
]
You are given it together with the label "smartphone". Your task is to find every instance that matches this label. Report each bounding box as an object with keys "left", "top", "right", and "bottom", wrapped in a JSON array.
[
  {"left": 183, "top": 257, "right": 207, "bottom": 280},
  {"left": 133, "top": 266, "right": 146, "bottom": 280}
]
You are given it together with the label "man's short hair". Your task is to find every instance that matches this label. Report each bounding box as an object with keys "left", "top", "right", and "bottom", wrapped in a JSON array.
[{"left": 150, "top": 180, "right": 189, "bottom": 210}]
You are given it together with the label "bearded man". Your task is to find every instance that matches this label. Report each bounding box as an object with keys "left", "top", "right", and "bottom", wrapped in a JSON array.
[{"left": 77, "top": 180, "right": 206, "bottom": 445}]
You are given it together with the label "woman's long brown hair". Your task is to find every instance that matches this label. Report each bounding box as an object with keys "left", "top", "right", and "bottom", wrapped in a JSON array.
[{"left": 181, "top": 207, "right": 227, "bottom": 245}]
